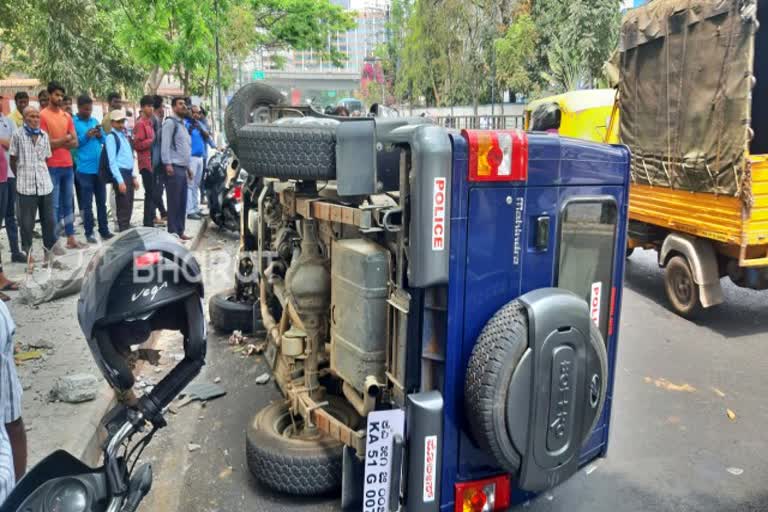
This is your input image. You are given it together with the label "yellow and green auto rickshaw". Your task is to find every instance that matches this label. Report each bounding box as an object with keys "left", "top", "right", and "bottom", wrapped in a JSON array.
[{"left": 523, "top": 88, "right": 619, "bottom": 144}]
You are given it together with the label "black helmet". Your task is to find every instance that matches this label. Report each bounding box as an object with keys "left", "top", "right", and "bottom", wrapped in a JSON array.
[{"left": 77, "top": 228, "right": 206, "bottom": 397}]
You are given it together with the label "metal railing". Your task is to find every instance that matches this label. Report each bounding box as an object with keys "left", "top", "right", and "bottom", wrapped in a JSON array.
[{"left": 432, "top": 114, "right": 525, "bottom": 130}]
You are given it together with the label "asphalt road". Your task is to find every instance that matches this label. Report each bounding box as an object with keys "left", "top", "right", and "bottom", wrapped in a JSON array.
[{"left": 142, "top": 235, "right": 768, "bottom": 512}]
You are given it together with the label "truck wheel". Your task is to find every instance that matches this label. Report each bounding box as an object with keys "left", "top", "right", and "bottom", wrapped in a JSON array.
[
  {"left": 225, "top": 82, "right": 284, "bottom": 153},
  {"left": 208, "top": 289, "right": 263, "bottom": 334},
  {"left": 464, "top": 300, "right": 608, "bottom": 473},
  {"left": 664, "top": 255, "right": 702, "bottom": 318},
  {"left": 236, "top": 124, "right": 337, "bottom": 180},
  {"left": 245, "top": 397, "right": 358, "bottom": 496}
]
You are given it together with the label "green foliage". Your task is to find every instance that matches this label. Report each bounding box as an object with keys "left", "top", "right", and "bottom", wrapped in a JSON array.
[
  {"left": 1, "top": 0, "right": 354, "bottom": 99},
  {"left": 0, "top": 0, "right": 144, "bottom": 97},
  {"left": 494, "top": 13, "right": 537, "bottom": 96},
  {"left": 532, "top": 0, "right": 621, "bottom": 92}
]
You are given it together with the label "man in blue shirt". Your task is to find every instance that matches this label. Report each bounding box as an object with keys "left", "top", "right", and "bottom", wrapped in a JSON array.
[
  {"left": 185, "top": 105, "right": 213, "bottom": 220},
  {"left": 104, "top": 110, "right": 139, "bottom": 232},
  {"left": 74, "top": 96, "right": 113, "bottom": 244}
]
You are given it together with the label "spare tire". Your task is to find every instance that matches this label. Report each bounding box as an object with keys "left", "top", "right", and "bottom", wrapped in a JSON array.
[
  {"left": 464, "top": 299, "right": 608, "bottom": 473},
  {"left": 236, "top": 124, "right": 337, "bottom": 180},
  {"left": 208, "top": 289, "right": 263, "bottom": 334},
  {"left": 245, "top": 397, "right": 359, "bottom": 495},
  {"left": 225, "top": 82, "right": 284, "bottom": 153}
]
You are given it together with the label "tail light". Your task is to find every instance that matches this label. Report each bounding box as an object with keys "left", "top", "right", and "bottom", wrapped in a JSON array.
[
  {"left": 134, "top": 251, "right": 161, "bottom": 268},
  {"left": 455, "top": 474, "right": 511, "bottom": 512},
  {"left": 462, "top": 129, "right": 528, "bottom": 182},
  {"left": 233, "top": 185, "right": 242, "bottom": 201}
]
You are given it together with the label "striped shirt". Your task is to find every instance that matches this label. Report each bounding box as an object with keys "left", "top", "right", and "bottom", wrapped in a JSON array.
[
  {"left": 9, "top": 129, "right": 53, "bottom": 196},
  {"left": 0, "top": 301, "right": 21, "bottom": 505}
]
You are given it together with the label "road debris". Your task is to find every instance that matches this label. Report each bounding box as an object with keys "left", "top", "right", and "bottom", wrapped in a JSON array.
[
  {"left": 177, "top": 381, "right": 227, "bottom": 408},
  {"left": 229, "top": 330, "right": 245, "bottom": 345},
  {"left": 28, "top": 339, "right": 55, "bottom": 350},
  {"left": 643, "top": 376, "right": 696, "bottom": 393},
  {"left": 711, "top": 387, "right": 726, "bottom": 398},
  {"left": 244, "top": 342, "right": 266, "bottom": 356},
  {"left": 726, "top": 408, "right": 737, "bottom": 421},
  {"left": 52, "top": 373, "right": 99, "bottom": 403},
  {"left": 726, "top": 467, "right": 744, "bottom": 476},
  {"left": 14, "top": 350, "right": 44, "bottom": 362},
  {"left": 255, "top": 372, "right": 270, "bottom": 385},
  {"left": 188, "top": 443, "right": 201, "bottom": 453},
  {"left": 214, "top": 377, "right": 222, "bottom": 384}
]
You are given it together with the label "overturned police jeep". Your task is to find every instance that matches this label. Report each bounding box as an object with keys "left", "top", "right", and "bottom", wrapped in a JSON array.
[{"left": 209, "top": 82, "right": 631, "bottom": 511}]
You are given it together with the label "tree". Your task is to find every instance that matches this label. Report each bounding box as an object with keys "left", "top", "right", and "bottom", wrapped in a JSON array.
[
  {"left": 0, "top": 0, "right": 144, "bottom": 97},
  {"left": 495, "top": 13, "right": 538, "bottom": 97},
  {"left": 113, "top": 0, "right": 354, "bottom": 96},
  {"left": 532, "top": 0, "right": 620, "bottom": 91}
]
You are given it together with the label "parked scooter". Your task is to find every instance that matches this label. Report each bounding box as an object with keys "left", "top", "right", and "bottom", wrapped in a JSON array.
[
  {"left": 0, "top": 229, "right": 207, "bottom": 512},
  {"left": 205, "top": 148, "right": 243, "bottom": 232}
]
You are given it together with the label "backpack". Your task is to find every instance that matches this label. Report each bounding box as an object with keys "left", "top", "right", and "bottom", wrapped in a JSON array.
[{"left": 98, "top": 131, "right": 121, "bottom": 185}]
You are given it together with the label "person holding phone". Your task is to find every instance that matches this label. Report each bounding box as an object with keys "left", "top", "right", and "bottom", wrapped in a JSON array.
[{"left": 73, "top": 95, "right": 113, "bottom": 243}]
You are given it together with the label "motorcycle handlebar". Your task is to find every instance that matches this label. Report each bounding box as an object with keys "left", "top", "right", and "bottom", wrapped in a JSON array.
[{"left": 138, "top": 358, "right": 203, "bottom": 425}]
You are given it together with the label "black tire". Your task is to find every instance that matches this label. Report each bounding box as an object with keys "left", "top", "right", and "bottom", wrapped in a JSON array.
[
  {"left": 465, "top": 301, "right": 529, "bottom": 472},
  {"left": 664, "top": 255, "right": 702, "bottom": 318},
  {"left": 225, "top": 82, "right": 284, "bottom": 154},
  {"left": 464, "top": 300, "right": 608, "bottom": 473},
  {"left": 236, "top": 124, "right": 337, "bottom": 180},
  {"left": 208, "top": 289, "right": 262, "bottom": 334},
  {"left": 246, "top": 397, "right": 358, "bottom": 496}
]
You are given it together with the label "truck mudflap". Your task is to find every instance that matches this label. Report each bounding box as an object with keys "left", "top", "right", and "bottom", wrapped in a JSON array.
[
  {"left": 341, "top": 391, "right": 444, "bottom": 512},
  {"left": 405, "top": 391, "right": 443, "bottom": 512}
]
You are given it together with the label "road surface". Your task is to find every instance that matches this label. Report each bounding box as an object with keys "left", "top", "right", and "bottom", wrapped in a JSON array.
[{"left": 142, "top": 233, "right": 768, "bottom": 511}]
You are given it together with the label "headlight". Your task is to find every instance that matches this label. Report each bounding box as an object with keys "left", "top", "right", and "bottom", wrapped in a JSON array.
[{"left": 47, "top": 479, "right": 89, "bottom": 512}]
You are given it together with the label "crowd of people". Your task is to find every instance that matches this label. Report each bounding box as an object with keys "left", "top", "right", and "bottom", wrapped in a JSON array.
[
  {"left": 0, "top": 82, "right": 217, "bottom": 297},
  {"left": 0, "top": 82, "right": 219, "bottom": 506}
]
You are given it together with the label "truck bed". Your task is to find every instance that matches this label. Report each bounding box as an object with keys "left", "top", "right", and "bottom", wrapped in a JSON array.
[{"left": 629, "top": 155, "right": 768, "bottom": 266}]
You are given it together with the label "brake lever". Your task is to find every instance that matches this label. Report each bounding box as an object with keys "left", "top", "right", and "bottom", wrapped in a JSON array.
[{"left": 120, "top": 463, "right": 153, "bottom": 512}]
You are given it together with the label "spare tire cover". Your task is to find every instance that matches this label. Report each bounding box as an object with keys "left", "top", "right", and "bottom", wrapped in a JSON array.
[{"left": 464, "top": 299, "right": 608, "bottom": 473}]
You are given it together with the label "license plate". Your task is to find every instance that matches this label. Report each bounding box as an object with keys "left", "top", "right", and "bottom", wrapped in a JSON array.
[{"left": 363, "top": 409, "right": 405, "bottom": 512}]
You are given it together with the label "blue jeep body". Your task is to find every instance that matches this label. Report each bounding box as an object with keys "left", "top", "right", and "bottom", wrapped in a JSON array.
[{"left": 435, "top": 133, "right": 630, "bottom": 510}]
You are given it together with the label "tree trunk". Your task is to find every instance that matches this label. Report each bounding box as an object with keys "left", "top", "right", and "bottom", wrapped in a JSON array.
[{"left": 145, "top": 66, "right": 165, "bottom": 94}]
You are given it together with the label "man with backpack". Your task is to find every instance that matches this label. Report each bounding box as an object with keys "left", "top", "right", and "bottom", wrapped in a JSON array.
[
  {"left": 160, "top": 97, "right": 191, "bottom": 240},
  {"left": 103, "top": 110, "right": 139, "bottom": 232},
  {"left": 73, "top": 95, "right": 113, "bottom": 243}
]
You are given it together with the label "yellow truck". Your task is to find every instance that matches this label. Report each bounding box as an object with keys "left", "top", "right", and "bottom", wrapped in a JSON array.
[{"left": 523, "top": 0, "right": 768, "bottom": 318}]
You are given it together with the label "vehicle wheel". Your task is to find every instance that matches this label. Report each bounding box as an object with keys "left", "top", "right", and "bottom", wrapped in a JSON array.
[
  {"left": 464, "top": 300, "right": 608, "bottom": 473},
  {"left": 236, "top": 124, "right": 337, "bottom": 180},
  {"left": 225, "top": 82, "right": 284, "bottom": 154},
  {"left": 208, "top": 289, "right": 263, "bottom": 334},
  {"left": 664, "top": 255, "right": 702, "bottom": 318},
  {"left": 245, "top": 397, "right": 359, "bottom": 496}
]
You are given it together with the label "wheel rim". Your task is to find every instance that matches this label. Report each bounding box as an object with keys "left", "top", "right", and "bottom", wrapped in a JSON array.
[
  {"left": 250, "top": 106, "right": 270, "bottom": 124},
  {"left": 270, "top": 401, "right": 358, "bottom": 444},
  {"left": 671, "top": 266, "right": 694, "bottom": 306}
]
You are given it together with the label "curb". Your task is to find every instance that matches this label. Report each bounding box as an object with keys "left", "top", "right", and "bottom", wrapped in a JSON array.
[{"left": 77, "top": 218, "right": 210, "bottom": 465}]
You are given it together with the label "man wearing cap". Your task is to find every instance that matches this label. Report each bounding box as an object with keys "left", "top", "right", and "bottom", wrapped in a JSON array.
[{"left": 104, "top": 110, "right": 139, "bottom": 232}]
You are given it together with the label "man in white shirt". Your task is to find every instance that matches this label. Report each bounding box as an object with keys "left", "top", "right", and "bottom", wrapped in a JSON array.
[{"left": 0, "top": 301, "right": 26, "bottom": 505}]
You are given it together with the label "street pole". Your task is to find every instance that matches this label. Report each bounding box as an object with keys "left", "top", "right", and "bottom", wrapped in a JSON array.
[
  {"left": 215, "top": 0, "right": 224, "bottom": 140},
  {"left": 490, "top": 44, "right": 496, "bottom": 127}
]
